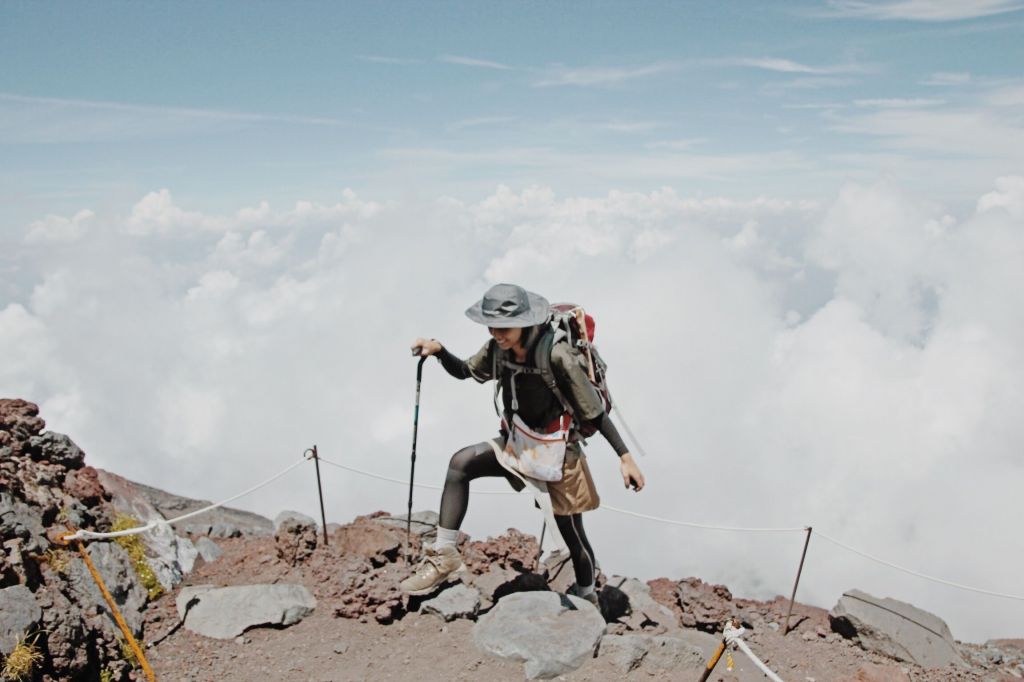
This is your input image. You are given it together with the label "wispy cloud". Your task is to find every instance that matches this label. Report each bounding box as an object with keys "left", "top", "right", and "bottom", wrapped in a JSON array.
[
  {"left": 764, "top": 77, "right": 857, "bottom": 91},
  {"left": 720, "top": 57, "right": 870, "bottom": 75},
  {"left": 533, "top": 62, "right": 676, "bottom": 87},
  {"left": 438, "top": 54, "right": 512, "bottom": 70},
  {"left": 921, "top": 71, "right": 972, "bottom": 86},
  {"left": 854, "top": 97, "right": 945, "bottom": 107},
  {"left": 600, "top": 120, "right": 662, "bottom": 133},
  {"left": 823, "top": 0, "right": 1024, "bottom": 21},
  {"left": 356, "top": 54, "right": 422, "bottom": 65}
]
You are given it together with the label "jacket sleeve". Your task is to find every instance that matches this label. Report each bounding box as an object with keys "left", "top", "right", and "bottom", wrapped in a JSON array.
[{"left": 436, "top": 341, "right": 495, "bottom": 383}]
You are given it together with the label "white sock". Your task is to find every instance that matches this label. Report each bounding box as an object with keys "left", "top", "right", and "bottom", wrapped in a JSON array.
[
  {"left": 434, "top": 527, "right": 459, "bottom": 550},
  {"left": 577, "top": 583, "right": 595, "bottom": 597}
]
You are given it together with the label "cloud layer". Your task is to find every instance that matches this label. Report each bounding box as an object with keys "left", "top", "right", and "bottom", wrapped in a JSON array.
[{"left": 3, "top": 179, "right": 1023, "bottom": 641}]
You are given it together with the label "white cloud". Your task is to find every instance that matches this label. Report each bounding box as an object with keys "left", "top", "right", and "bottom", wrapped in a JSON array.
[
  {"left": 722, "top": 57, "right": 869, "bottom": 75},
  {"left": 356, "top": 54, "right": 422, "bottom": 65},
  {"left": 24, "top": 209, "right": 94, "bottom": 243},
  {"left": 4, "top": 181, "right": 1023, "bottom": 642},
  {"left": 439, "top": 54, "right": 512, "bottom": 70},
  {"left": 533, "top": 62, "right": 676, "bottom": 87},
  {"left": 853, "top": 97, "right": 944, "bottom": 107},
  {"left": 825, "top": 0, "right": 1024, "bottom": 21},
  {"left": 921, "top": 71, "right": 972, "bottom": 86}
]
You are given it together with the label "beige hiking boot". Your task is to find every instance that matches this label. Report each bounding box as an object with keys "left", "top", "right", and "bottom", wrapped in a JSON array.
[{"left": 400, "top": 545, "right": 464, "bottom": 596}]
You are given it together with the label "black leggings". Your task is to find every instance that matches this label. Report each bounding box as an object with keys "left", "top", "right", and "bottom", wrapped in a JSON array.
[{"left": 439, "top": 441, "right": 598, "bottom": 588}]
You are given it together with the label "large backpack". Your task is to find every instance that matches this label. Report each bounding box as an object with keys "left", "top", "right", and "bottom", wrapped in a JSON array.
[{"left": 494, "top": 303, "right": 613, "bottom": 438}]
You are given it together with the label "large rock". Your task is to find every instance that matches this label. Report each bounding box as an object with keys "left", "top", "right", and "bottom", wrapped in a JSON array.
[
  {"left": 27, "top": 432, "right": 85, "bottom": 468},
  {"left": 66, "top": 542, "right": 149, "bottom": 636},
  {"left": 609, "top": 576, "right": 681, "bottom": 633},
  {"left": 275, "top": 510, "right": 319, "bottom": 565},
  {"left": 96, "top": 469, "right": 198, "bottom": 590},
  {"left": 332, "top": 514, "right": 401, "bottom": 566},
  {"left": 598, "top": 633, "right": 704, "bottom": 672},
  {"left": 421, "top": 584, "right": 481, "bottom": 622},
  {"left": 194, "top": 536, "right": 224, "bottom": 563},
  {"left": 176, "top": 583, "right": 317, "bottom": 639},
  {"left": 473, "top": 592, "right": 606, "bottom": 679},
  {"left": 0, "top": 585, "right": 42, "bottom": 655},
  {"left": 829, "top": 589, "right": 967, "bottom": 668}
]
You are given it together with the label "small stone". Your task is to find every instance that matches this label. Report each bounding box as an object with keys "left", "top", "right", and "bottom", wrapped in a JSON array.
[
  {"left": 235, "top": 636, "right": 245, "bottom": 645},
  {"left": 767, "top": 622, "right": 780, "bottom": 631},
  {"left": 333, "top": 643, "right": 348, "bottom": 655},
  {"left": 803, "top": 632, "right": 816, "bottom": 642}
]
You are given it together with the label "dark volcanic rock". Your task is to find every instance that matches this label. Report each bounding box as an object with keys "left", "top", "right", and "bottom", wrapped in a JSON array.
[
  {"left": 27, "top": 432, "right": 85, "bottom": 469},
  {"left": 0, "top": 399, "right": 45, "bottom": 455}
]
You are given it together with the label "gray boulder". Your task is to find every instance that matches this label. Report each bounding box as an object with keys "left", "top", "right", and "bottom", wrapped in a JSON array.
[
  {"left": 609, "top": 576, "right": 682, "bottom": 633},
  {"left": 0, "top": 585, "right": 42, "bottom": 655},
  {"left": 421, "top": 584, "right": 481, "bottom": 622},
  {"left": 194, "top": 536, "right": 224, "bottom": 563},
  {"left": 830, "top": 589, "right": 967, "bottom": 668},
  {"left": 599, "top": 633, "right": 704, "bottom": 672},
  {"left": 176, "top": 583, "right": 317, "bottom": 639},
  {"left": 474, "top": 592, "right": 606, "bottom": 679}
]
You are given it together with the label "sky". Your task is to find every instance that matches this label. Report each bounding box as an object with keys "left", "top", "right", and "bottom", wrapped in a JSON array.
[{"left": 2, "top": 1, "right": 1023, "bottom": 642}]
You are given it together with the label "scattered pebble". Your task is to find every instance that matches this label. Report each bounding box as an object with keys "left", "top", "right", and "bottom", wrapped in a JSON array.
[{"left": 333, "top": 643, "right": 349, "bottom": 655}]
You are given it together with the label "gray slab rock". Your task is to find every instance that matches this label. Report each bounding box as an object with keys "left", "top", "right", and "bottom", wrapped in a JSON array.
[
  {"left": 194, "top": 536, "right": 224, "bottom": 563},
  {"left": 599, "top": 633, "right": 704, "bottom": 672},
  {"left": 609, "top": 575, "right": 681, "bottom": 633},
  {"left": 421, "top": 584, "right": 481, "bottom": 622},
  {"left": 474, "top": 592, "right": 606, "bottom": 679},
  {"left": 830, "top": 589, "right": 967, "bottom": 668},
  {"left": 176, "top": 583, "right": 316, "bottom": 639},
  {"left": 0, "top": 585, "right": 42, "bottom": 655}
]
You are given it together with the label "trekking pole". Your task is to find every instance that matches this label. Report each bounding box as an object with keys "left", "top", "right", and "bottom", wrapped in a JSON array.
[
  {"left": 783, "top": 526, "right": 813, "bottom": 635},
  {"left": 406, "top": 350, "right": 428, "bottom": 563}
]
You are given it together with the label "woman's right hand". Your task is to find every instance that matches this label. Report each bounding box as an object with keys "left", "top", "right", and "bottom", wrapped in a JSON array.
[{"left": 411, "top": 338, "right": 443, "bottom": 357}]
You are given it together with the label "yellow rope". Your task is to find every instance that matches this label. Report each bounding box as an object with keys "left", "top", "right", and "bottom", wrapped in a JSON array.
[{"left": 58, "top": 532, "right": 156, "bottom": 682}]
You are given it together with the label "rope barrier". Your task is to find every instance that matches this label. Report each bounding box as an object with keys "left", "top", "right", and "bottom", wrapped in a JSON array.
[
  {"left": 724, "top": 622, "right": 785, "bottom": 682},
  {"left": 316, "top": 455, "right": 519, "bottom": 495},
  {"left": 815, "top": 531, "right": 1024, "bottom": 601},
  {"left": 320, "top": 457, "right": 1024, "bottom": 603},
  {"left": 63, "top": 456, "right": 310, "bottom": 541},
  {"left": 598, "top": 504, "right": 806, "bottom": 534}
]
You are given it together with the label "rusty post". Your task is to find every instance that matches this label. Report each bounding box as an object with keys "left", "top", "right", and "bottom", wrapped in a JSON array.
[
  {"left": 697, "top": 638, "right": 728, "bottom": 682},
  {"left": 783, "top": 526, "right": 813, "bottom": 635},
  {"left": 311, "top": 445, "right": 329, "bottom": 546}
]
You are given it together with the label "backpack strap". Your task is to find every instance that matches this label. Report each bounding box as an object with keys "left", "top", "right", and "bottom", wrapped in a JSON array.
[{"left": 532, "top": 327, "right": 575, "bottom": 419}]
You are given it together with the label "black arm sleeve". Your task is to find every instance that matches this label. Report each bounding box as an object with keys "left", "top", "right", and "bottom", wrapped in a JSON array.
[
  {"left": 585, "top": 412, "right": 629, "bottom": 457},
  {"left": 435, "top": 347, "right": 472, "bottom": 380}
]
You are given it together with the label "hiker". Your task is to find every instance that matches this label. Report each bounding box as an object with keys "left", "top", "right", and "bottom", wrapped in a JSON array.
[{"left": 401, "top": 283, "right": 644, "bottom": 605}]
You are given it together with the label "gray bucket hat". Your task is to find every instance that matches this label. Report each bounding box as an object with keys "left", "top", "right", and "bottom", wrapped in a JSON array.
[{"left": 465, "top": 283, "right": 550, "bottom": 328}]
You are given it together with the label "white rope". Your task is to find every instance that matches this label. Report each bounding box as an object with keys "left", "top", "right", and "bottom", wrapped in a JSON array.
[
  {"left": 815, "top": 531, "right": 1024, "bottom": 601},
  {"left": 598, "top": 504, "right": 807, "bottom": 533},
  {"left": 724, "top": 622, "right": 785, "bottom": 682},
  {"left": 315, "top": 455, "right": 519, "bottom": 495},
  {"left": 65, "top": 456, "right": 310, "bottom": 541}
]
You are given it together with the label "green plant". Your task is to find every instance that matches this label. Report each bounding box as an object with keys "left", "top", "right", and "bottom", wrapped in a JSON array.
[
  {"left": 1, "top": 633, "right": 43, "bottom": 681},
  {"left": 99, "top": 668, "right": 114, "bottom": 682},
  {"left": 110, "top": 515, "right": 164, "bottom": 600}
]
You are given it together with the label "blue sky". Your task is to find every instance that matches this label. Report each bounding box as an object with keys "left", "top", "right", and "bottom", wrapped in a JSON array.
[
  {"left": 3, "top": 1, "right": 1024, "bottom": 641},
  {"left": 3, "top": 0, "right": 1023, "bottom": 223}
]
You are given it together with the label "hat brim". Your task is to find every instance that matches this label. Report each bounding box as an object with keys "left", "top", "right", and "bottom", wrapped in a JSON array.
[{"left": 465, "top": 291, "right": 550, "bottom": 328}]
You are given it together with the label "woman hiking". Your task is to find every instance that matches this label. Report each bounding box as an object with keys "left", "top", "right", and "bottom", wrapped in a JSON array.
[{"left": 401, "top": 283, "right": 645, "bottom": 605}]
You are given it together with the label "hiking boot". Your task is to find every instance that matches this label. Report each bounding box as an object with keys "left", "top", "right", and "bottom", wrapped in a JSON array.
[{"left": 400, "top": 545, "right": 464, "bottom": 596}]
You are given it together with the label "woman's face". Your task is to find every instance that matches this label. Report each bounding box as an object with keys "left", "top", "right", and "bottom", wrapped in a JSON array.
[{"left": 488, "top": 326, "right": 524, "bottom": 350}]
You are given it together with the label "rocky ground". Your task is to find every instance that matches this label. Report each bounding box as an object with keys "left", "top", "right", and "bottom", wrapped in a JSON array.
[{"left": 3, "top": 397, "right": 1023, "bottom": 681}]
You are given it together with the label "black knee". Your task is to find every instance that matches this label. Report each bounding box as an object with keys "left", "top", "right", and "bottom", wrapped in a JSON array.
[{"left": 445, "top": 445, "right": 477, "bottom": 485}]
